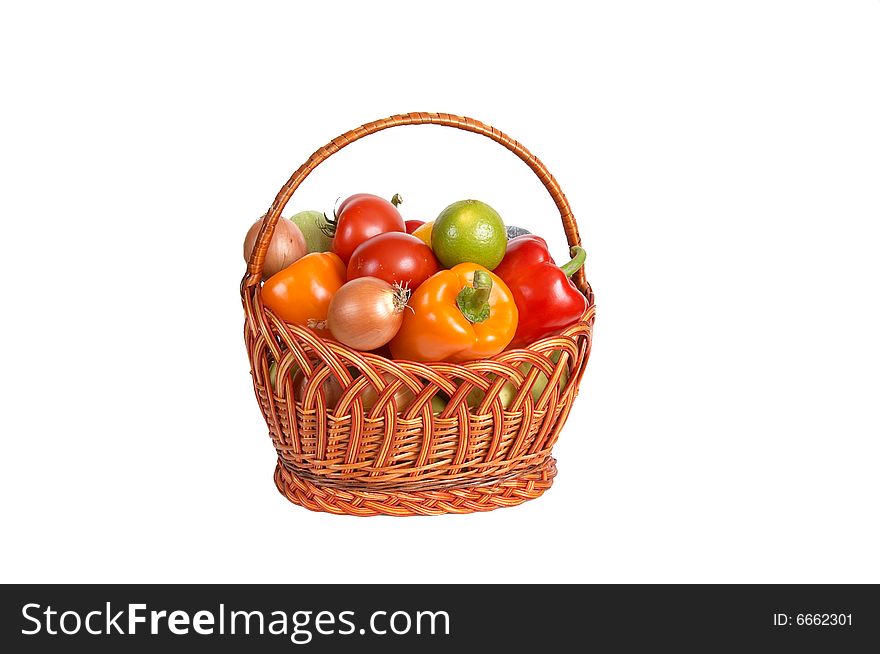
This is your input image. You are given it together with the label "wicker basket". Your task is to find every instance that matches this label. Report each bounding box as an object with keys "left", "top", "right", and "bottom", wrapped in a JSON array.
[{"left": 241, "top": 112, "right": 595, "bottom": 516}]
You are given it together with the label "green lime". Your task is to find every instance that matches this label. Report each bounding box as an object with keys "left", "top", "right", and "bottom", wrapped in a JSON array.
[{"left": 432, "top": 200, "right": 507, "bottom": 270}]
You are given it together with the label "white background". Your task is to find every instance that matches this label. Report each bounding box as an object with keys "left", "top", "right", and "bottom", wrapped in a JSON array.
[{"left": 1, "top": 1, "right": 878, "bottom": 583}]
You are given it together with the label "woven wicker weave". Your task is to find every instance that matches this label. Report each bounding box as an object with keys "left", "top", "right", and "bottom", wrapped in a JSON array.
[{"left": 242, "top": 112, "right": 594, "bottom": 516}]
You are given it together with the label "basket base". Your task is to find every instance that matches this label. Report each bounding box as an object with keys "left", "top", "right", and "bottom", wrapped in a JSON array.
[{"left": 273, "top": 458, "right": 557, "bottom": 517}]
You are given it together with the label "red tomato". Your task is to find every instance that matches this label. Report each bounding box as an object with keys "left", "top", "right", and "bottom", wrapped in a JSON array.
[
  {"left": 405, "top": 219, "right": 425, "bottom": 234},
  {"left": 347, "top": 232, "right": 440, "bottom": 289},
  {"left": 331, "top": 194, "right": 405, "bottom": 263}
]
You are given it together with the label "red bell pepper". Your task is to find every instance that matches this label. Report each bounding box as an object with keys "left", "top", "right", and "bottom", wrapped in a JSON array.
[{"left": 493, "top": 235, "right": 587, "bottom": 348}]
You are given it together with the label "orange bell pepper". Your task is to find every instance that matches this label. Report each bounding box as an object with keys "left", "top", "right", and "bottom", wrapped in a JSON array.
[
  {"left": 261, "top": 252, "right": 346, "bottom": 336},
  {"left": 389, "top": 263, "right": 518, "bottom": 363}
]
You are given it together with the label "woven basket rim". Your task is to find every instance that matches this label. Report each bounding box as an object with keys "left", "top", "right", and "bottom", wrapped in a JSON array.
[{"left": 258, "top": 298, "right": 595, "bottom": 371}]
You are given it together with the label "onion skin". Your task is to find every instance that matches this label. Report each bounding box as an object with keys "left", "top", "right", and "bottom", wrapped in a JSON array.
[
  {"left": 325, "top": 277, "right": 409, "bottom": 351},
  {"left": 294, "top": 368, "right": 414, "bottom": 414},
  {"left": 360, "top": 371, "right": 415, "bottom": 412},
  {"left": 244, "top": 214, "right": 308, "bottom": 280},
  {"left": 292, "top": 369, "right": 343, "bottom": 409}
]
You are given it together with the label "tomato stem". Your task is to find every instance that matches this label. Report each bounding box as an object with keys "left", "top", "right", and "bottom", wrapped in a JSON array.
[
  {"left": 560, "top": 246, "right": 587, "bottom": 278},
  {"left": 456, "top": 270, "right": 492, "bottom": 324},
  {"left": 320, "top": 212, "right": 337, "bottom": 238},
  {"left": 391, "top": 193, "right": 403, "bottom": 207},
  {"left": 320, "top": 197, "right": 343, "bottom": 238}
]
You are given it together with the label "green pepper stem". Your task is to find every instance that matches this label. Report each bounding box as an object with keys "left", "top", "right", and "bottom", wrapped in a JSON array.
[
  {"left": 560, "top": 246, "right": 587, "bottom": 278},
  {"left": 470, "top": 270, "right": 492, "bottom": 303},
  {"left": 456, "top": 270, "right": 493, "bottom": 324}
]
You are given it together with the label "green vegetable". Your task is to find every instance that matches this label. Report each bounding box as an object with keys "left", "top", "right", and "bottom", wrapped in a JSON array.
[
  {"left": 467, "top": 351, "right": 569, "bottom": 410},
  {"left": 431, "top": 394, "right": 448, "bottom": 413},
  {"left": 290, "top": 210, "right": 333, "bottom": 253},
  {"left": 527, "top": 351, "right": 569, "bottom": 401},
  {"left": 269, "top": 361, "right": 278, "bottom": 390},
  {"left": 467, "top": 379, "right": 517, "bottom": 409},
  {"left": 268, "top": 361, "right": 298, "bottom": 391}
]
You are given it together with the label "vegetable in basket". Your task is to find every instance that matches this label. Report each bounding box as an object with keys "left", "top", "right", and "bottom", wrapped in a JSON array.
[
  {"left": 290, "top": 210, "right": 334, "bottom": 253},
  {"left": 260, "top": 252, "right": 346, "bottom": 336},
  {"left": 466, "top": 351, "right": 570, "bottom": 410},
  {"left": 312, "top": 277, "right": 411, "bottom": 351},
  {"left": 411, "top": 221, "right": 433, "bottom": 247},
  {"left": 347, "top": 231, "right": 439, "bottom": 289},
  {"left": 493, "top": 235, "right": 588, "bottom": 349},
  {"left": 324, "top": 193, "right": 405, "bottom": 264},
  {"left": 269, "top": 361, "right": 345, "bottom": 408},
  {"left": 389, "top": 264, "right": 517, "bottom": 363},
  {"left": 243, "top": 214, "right": 307, "bottom": 280},
  {"left": 270, "top": 362, "right": 425, "bottom": 413}
]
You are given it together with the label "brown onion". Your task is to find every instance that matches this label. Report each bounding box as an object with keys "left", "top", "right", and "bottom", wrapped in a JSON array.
[
  {"left": 292, "top": 369, "right": 344, "bottom": 409},
  {"left": 360, "top": 371, "right": 415, "bottom": 412},
  {"left": 320, "top": 277, "right": 410, "bottom": 351},
  {"left": 243, "top": 214, "right": 307, "bottom": 280}
]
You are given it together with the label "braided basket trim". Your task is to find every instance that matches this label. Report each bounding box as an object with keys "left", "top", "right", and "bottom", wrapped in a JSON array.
[{"left": 274, "top": 457, "right": 558, "bottom": 517}]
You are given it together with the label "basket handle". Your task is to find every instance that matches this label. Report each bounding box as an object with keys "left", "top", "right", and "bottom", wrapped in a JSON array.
[{"left": 244, "top": 112, "right": 586, "bottom": 292}]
